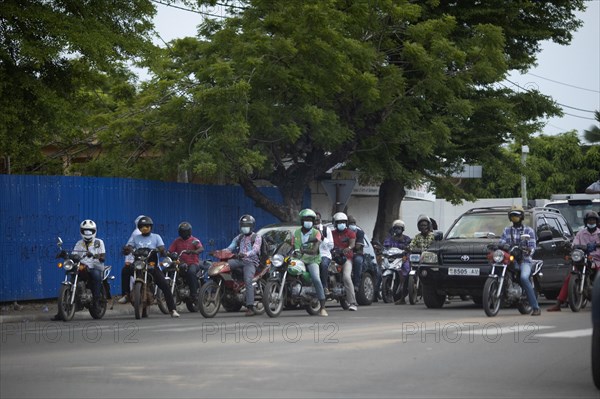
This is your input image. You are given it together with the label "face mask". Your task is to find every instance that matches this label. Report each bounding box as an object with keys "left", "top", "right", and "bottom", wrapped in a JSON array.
[
  {"left": 587, "top": 223, "right": 597, "bottom": 230},
  {"left": 303, "top": 221, "right": 313, "bottom": 229},
  {"left": 337, "top": 223, "right": 346, "bottom": 231},
  {"left": 349, "top": 225, "right": 357, "bottom": 231},
  {"left": 240, "top": 227, "right": 251, "bottom": 235}
]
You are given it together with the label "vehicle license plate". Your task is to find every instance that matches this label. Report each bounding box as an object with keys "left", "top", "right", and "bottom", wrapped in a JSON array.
[{"left": 448, "top": 267, "right": 480, "bottom": 276}]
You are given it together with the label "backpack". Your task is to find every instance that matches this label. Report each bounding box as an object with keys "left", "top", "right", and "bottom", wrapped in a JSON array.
[{"left": 238, "top": 233, "right": 270, "bottom": 265}]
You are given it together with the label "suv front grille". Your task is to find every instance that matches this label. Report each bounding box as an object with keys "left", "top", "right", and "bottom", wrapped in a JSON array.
[{"left": 441, "top": 253, "right": 489, "bottom": 266}]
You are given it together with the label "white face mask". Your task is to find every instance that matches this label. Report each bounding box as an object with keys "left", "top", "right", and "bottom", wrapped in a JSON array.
[
  {"left": 349, "top": 225, "right": 357, "bottom": 231},
  {"left": 303, "top": 221, "right": 313, "bottom": 229},
  {"left": 240, "top": 226, "right": 251, "bottom": 235},
  {"left": 587, "top": 223, "right": 597, "bottom": 230},
  {"left": 337, "top": 223, "right": 346, "bottom": 231}
]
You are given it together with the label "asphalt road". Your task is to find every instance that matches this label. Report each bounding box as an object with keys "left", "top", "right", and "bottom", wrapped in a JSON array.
[{"left": 1, "top": 298, "right": 598, "bottom": 399}]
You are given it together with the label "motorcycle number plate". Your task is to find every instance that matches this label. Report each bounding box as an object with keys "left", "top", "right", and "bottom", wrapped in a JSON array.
[
  {"left": 448, "top": 267, "right": 480, "bottom": 276},
  {"left": 409, "top": 270, "right": 416, "bottom": 276}
]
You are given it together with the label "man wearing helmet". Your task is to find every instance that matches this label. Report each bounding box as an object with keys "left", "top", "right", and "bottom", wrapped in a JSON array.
[
  {"left": 292, "top": 209, "right": 328, "bottom": 316},
  {"left": 548, "top": 211, "right": 600, "bottom": 311},
  {"left": 315, "top": 212, "right": 334, "bottom": 295},
  {"left": 118, "top": 215, "right": 145, "bottom": 304},
  {"left": 331, "top": 212, "right": 358, "bottom": 311},
  {"left": 585, "top": 172, "right": 600, "bottom": 194},
  {"left": 123, "top": 216, "right": 180, "bottom": 317},
  {"left": 384, "top": 219, "right": 412, "bottom": 305},
  {"left": 51, "top": 220, "right": 106, "bottom": 321},
  {"left": 409, "top": 215, "right": 435, "bottom": 253},
  {"left": 499, "top": 206, "right": 541, "bottom": 316},
  {"left": 223, "top": 214, "right": 263, "bottom": 316},
  {"left": 168, "top": 222, "right": 205, "bottom": 303}
]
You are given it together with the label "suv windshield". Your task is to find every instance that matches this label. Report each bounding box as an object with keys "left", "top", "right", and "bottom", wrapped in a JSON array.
[
  {"left": 545, "top": 202, "right": 599, "bottom": 233},
  {"left": 446, "top": 213, "right": 532, "bottom": 239}
]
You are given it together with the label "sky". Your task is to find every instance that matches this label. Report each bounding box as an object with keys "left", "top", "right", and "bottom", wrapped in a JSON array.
[{"left": 151, "top": 1, "right": 600, "bottom": 139}]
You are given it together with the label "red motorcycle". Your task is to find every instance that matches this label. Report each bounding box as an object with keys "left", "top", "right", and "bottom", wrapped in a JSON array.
[{"left": 198, "top": 249, "right": 268, "bottom": 318}]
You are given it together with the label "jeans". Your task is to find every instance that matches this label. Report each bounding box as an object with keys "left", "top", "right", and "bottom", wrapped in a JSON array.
[
  {"left": 320, "top": 257, "right": 331, "bottom": 289},
  {"left": 517, "top": 260, "right": 539, "bottom": 310},
  {"left": 352, "top": 254, "right": 364, "bottom": 287},
  {"left": 228, "top": 259, "right": 256, "bottom": 306},
  {"left": 184, "top": 263, "right": 201, "bottom": 298},
  {"left": 342, "top": 259, "right": 357, "bottom": 305},
  {"left": 306, "top": 262, "right": 326, "bottom": 301}
]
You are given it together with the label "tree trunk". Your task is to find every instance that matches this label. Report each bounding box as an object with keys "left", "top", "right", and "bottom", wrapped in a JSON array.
[{"left": 372, "top": 179, "right": 405, "bottom": 243}]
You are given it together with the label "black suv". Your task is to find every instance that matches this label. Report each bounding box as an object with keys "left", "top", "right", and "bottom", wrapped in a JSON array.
[{"left": 418, "top": 206, "right": 574, "bottom": 308}]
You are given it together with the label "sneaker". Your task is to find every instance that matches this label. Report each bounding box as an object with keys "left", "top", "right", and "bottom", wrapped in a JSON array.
[
  {"left": 319, "top": 308, "right": 328, "bottom": 317},
  {"left": 245, "top": 308, "right": 255, "bottom": 317},
  {"left": 531, "top": 308, "right": 541, "bottom": 316},
  {"left": 170, "top": 310, "right": 180, "bottom": 318},
  {"left": 118, "top": 296, "right": 129, "bottom": 304},
  {"left": 348, "top": 304, "right": 358, "bottom": 311}
]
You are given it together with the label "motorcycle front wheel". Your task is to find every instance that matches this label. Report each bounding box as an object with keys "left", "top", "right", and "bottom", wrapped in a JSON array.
[
  {"left": 381, "top": 275, "right": 394, "bottom": 303},
  {"left": 408, "top": 276, "right": 419, "bottom": 305},
  {"left": 199, "top": 281, "right": 221, "bottom": 318},
  {"left": 155, "top": 289, "right": 169, "bottom": 315},
  {"left": 133, "top": 282, "right": 143, "bottom": 320},
  {"left": 306, "top": 297, "right": 321, "bottom": 316},
  {"left": 252, "top": 279, "right": 266, "bottom": 315},
  {"left": 483, "top": 278, "right": 501, "bottom": 317},
  {"left": 58, "top": 285, "right": 76, "bottom": 321},
  {"left": 568, "top": 274, "right": 584, "bottom": 312},
  {"left": 89, "top": 284, "right": 108, "bottom": 320},
  {"left": 263, "top": 280, "right": 285, "bottom": 318}
]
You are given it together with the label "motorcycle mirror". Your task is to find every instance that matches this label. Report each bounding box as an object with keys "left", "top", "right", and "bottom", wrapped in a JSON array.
[
  {"left": 521, "top": 234, "right": 531, "bottom": 241},
  {"left": 57, "top": 237, "right": 63, "bottom": 247}
]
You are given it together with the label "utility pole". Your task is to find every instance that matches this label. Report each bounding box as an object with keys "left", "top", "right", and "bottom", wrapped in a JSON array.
[{"left": 521, "top": 145, "right": 529, "bottom": 207}]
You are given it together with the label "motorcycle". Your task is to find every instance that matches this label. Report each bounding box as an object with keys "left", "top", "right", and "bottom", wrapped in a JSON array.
[
  {"left": 128, "top": 247, "right": 170, "bottom": 319},
  {"left": 567, "top": 243, "right": 598, "bottom": 312},
  {"left": 160, "top": 250, "right": 208, "bottom": 313},
  {"left": 407, "top": 253, "right": 422, "bottom": 305},
  {"left": 325, "top": 248, "right": 353, "bottom": 309},
  {"left": 263, "top": 245, "right": 322, "bottom": 317},
  {"left": 380, "top": 247, "right": 407, "bottom": 303},
  {"left": 483, "top": 234, "right": 543, "bottom": 317},
  {"left": 198, "top": 249, "right": 268, "bottom": 318},
  {"left": 55, "top": 237, "right": 113, "bottom": 321}
]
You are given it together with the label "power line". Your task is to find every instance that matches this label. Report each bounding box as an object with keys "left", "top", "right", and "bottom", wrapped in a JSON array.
[
  {"left": 526, "top": 72, "right": 600, "bottom": 93},
  {"left": 150, "top": 0, "right": 226, "bottom": 18}
]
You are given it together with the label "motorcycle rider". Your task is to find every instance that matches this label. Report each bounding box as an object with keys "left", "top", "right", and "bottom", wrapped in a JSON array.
[
  {"left": 585, "top": 172, "right": 600, "bottom": 194},
  {"left": 52, "top": 219, "right": 106, "bottom": 321},
  {"left": 498, "top": 206, "right": 541, "bottom": 316},
  {"left": 348, "top": 215, "right": 367, "bottom": 292},
  {"left": 168, "top": 222, "right": 205, "bottom": 303},
  {"left": 292, "top": 209, "right": 328, "bottom": 316},
  {"left": 409, "top": 215, "right": 436, "bottom": 253},
  {"left": 331, "top": 212, "right": 358, "bottom": 311},
  {"left": 315, "top": 212, "right": 334, "bottom": 296},
  {"left": 222, "top": 214, "right": 263, "bottom": 316},
  {"left": 123, "top": 216, "right": 180, "bottom": 318},
  {"left": 384, "top": 219, "right": 412, "bottom": 305},
  {"left": 118, "top": 215, "right": 144, "bottom": 304},
  {"left": 548, "top": 211, "right": 600, "bottom": 311}
]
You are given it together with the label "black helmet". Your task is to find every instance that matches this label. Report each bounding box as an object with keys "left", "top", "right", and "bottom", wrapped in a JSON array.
[
  {"left": 239, "top": 214, "right": 255, "bottom": 235},
  {"left": 137, "top": 216, "right": 154, "bottom": 230},
  {"left": 584, "top": 211, "right": 599, "bottom": 224},
  {"left": 178, "top": 222, "right": 192, "bottom": 239}
]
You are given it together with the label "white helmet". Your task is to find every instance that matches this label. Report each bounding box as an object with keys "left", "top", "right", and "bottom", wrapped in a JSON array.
[
  {"left": 332, "top": 212, "right": 348, "bottom": 223},
  {"left": 80, "top": 219, "right": 97, "bottom": 242},
  {"left": 392, "top": 219, "right": 405, "bottom": 229}
]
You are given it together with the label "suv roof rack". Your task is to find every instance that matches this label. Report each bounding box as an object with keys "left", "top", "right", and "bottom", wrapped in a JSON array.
[{"left": 464, "top": 206, "right": 561, "bottom": 215}]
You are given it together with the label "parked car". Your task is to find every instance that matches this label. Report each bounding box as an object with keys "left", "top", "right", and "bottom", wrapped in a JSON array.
[
  {"left": 256, "top": 223, "right": 377, "bottom": 306},
  {"left": 545, "top": 194, "right": 600, "bottom": 234},
  {"left": 418, "top": 206, "right": 574, "bottom": 308}
]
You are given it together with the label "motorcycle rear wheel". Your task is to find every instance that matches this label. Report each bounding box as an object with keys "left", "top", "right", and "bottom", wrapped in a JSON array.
[
  {"left": 263, "top": 280, "right": 285, "bottom": 318},
  {"left": 408, "top": 276, "right": 419, "bottom": 305},
  {"left": 133, "top": 282, "right": 143, "bottom": 320},
  {"left": 89, "top": 284, "right": 108, "bottom": 319},
  {"left": 483, "top": 278, "right": 501, "bottom": 317},
  {"left": 568, "top": 274, "right": 584, "bottom": 312},
  {"left": 199, "top": 281, "right": 221, "bottom": 318},
  {"left": 58, "top": 285, "right": 76, "bottom": 321}
]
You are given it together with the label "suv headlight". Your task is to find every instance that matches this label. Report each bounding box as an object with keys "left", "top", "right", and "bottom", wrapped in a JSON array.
[
  {"left": 571, "top": 249, "right": 585, "bottom": 263},
  {"left": 493, "top": 250, "right": 505, "bottom": 263},
  {"left": 420, "top": 251, "right": 438, "bottom": 264}
]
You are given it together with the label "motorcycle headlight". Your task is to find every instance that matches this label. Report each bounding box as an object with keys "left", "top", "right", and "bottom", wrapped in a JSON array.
[
  {"left": 571, "top": 249, "right": 585, "bottom": 263},
  {"left": 493, "top": 250, "right": 505, "bottom": 263},
  {"left": 63, "top": 259, "right": 75, "bottom": 271},
  {"left": 271, "top": 254, "right": 284, "bottom": 268},
  {"left": 134, "top": 260, "right": 145, "bottom": 270},
  {"left": 420, "top": 251, "right": 438, "bottom": 264},
  {"left": 160, "top": 257, "right": 173, "bottom": 268}
]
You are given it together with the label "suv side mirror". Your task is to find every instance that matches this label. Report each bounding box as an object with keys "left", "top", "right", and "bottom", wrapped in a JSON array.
[
  {"left": 538, "top": 230, "right": 553, "bottom": 242},
  {"left": 434, "top": 231, "right": 443, "bottom": 241}
]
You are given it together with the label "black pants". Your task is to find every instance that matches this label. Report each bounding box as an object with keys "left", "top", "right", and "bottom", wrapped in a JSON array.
[
  {"left": 121, "top": 263, "right": 132, "bottom": 296},
  {"left": 122, "top": 264, "right": 177, "bottom": 312}
]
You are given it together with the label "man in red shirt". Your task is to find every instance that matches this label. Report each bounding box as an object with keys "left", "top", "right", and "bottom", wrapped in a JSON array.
[
  {"left": 168, "top": 222, "right": 205, "bottom": 301},
  {"left": 331, "top": 212, "right": 358, "bottom": 311}
]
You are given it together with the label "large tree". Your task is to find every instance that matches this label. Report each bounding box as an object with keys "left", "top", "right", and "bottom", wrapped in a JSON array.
[{"left": 0, "top": 0, "right": 159, "bottom": 174}]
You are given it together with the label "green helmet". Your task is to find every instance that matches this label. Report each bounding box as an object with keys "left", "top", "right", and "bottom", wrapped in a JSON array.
[{"left": 298, "top": 208, "right": 317, "bottom": 224}]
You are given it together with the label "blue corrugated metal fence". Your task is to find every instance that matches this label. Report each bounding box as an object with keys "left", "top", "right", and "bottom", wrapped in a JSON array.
[{"left": 0, "top": 175, "right": 308, "bottom": 302}]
